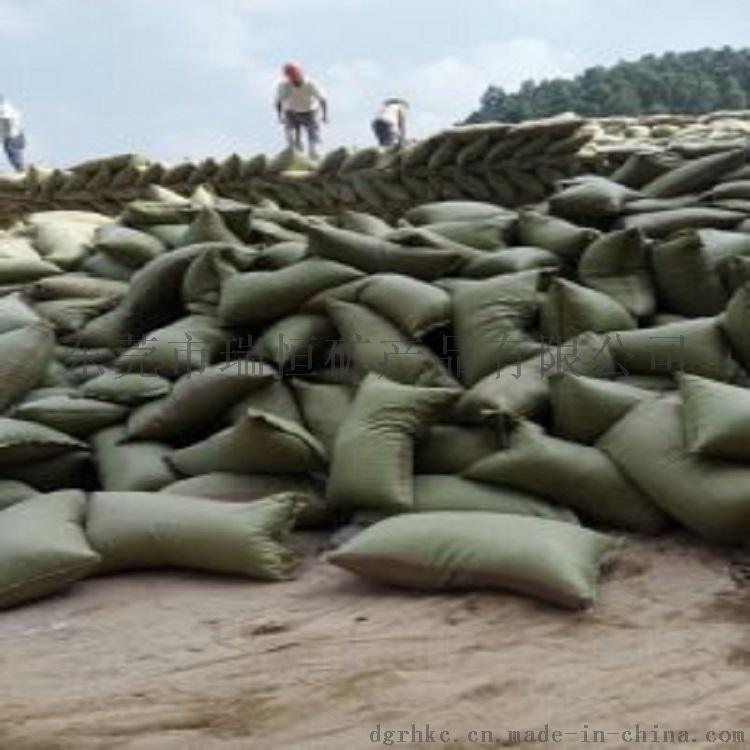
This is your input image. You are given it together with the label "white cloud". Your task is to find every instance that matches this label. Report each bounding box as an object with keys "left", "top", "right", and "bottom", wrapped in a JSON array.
[
  {"left": 237, "top": 0, "right": 366, "bottom": 9},
  {"left": 0, "top": 0, "right": 40, "bottom": 38}
]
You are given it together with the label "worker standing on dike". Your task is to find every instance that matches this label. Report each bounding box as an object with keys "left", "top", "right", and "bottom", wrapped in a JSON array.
[
  {"left": 0, "top": 95, "right": 26, "bottom": 173},
  {"left": 372, "top": 97, "right": 409, "bottom": 147},
  {"left": 275, "top": 62, "right": 328, "bottom": 159}
]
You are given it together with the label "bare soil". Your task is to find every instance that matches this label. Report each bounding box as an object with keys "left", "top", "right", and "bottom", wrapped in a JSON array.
[{"left": 1, "top": 533, "right": 749, "bottom": 750}]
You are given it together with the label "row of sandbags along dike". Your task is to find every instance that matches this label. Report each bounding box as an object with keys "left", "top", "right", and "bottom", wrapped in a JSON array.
[{"left": 1, "top": 137, "right": 750, "bottom": 613}]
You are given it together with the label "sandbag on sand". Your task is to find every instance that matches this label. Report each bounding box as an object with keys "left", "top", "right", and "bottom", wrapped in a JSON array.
[
  {"left": 328, "top": 512, "right": 619, "bottom": 610},
  {"left": 160, "top": 473, "right": 330, "bottom": 528},
  {"left": 0, "top": 491, "right": 99, "bottom": 609},
  {"left": 86, "top": 492, "right": 301, "bottom": 579}
]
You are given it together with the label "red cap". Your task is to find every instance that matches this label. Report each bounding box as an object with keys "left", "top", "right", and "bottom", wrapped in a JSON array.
[{"left": 283, "top": 62, "right": 303, "bottom": 83}]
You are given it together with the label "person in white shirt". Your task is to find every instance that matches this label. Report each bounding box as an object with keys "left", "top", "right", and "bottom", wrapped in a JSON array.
[
  {"left": 275, "top": 62, "right": 328, "bottom": 159},
  {"left": 0, "top": 96, "right": 25, "bottom": 172},
  {"left": 372, "top": 98, "right": 408, "bottom": 148}
]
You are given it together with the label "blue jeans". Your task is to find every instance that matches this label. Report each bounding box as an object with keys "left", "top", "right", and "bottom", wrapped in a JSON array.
[
  {"left": 372, "top": 118, "right": 398, "bottom": 147},
  {"left": 284, "top": 111, "right": 320, "bottom": 156},
  {"left": 4, "top": 133, "right": 25, "bottom": 172}
]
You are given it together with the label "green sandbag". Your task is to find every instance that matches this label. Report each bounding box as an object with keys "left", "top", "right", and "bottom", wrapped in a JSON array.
[
  {"left": 227, "top": 379, "right": 303, "bottom": 424},
  {"left": 94, "top": 224, "right": 165, "bottom": 269},
  {"left": 219, "top": 258, "right": 363, "bottom": 326},
  {"left": 622, "top": 196, "right": 699, "bottom": 214},
  {"left": 517, "top": 211, "right": 600, "bottom": 263},
  {"left": 327, "top": 300, "right": 457, "bottom": 388},
  {"left": 292, "top": 380, "right": 354, "bottom": 454},
  {"left": 79, "top": 252, "right": 134, "bottom": 282},
  {"left": 160, "top": 473, "right": 329, "bottom": 529},
  {"left": 33, "top": 221, "right": 97, "bottom": 270},
  {"left": 122, "top": 201, "right": 196, "bottom": 228},
  {"left": 144, "top": 185, "right": 190, "bottom": 205},
  {"left": 144, "top": 224, "right": 189, "bottom": 248},
  {"left": 2, "top": 451, "right": 91, "bottom": 492},
  {"left": 248, "top": 218, "right": 305, "bottom": 245},
  {"left": 641, "top": 148, "right": 746, "bottom": 199},
  {"left": 249, "top": 207, "right": 312, "bottom": 232},
  {"left": 0, "top": 417, "right": 86, "bottom": 465},
  {"left": 252, "top": 314, "right": 335, "bottom": 371},
  {"left": 0, "top": 491, "right": 100, "bottom": 609},
  {"left": 75, "top": 244, "right": 206, "bottom": 348},
  {"left": 308, "top": 224, "right": 463, "bottom": 280},
  {"left": 338, "top": 210, "right": 393, "bottom": 238},
  {"left": 328, "top": 512, "right": 618, "bottom": 610},
  {"left": 260, "top": 241, "right": 308, "bottom": 268},
  {"left": 29, "top": 274, "right": 128, "bottom": 302},
  {"left": 182, "top": 243, "right": 259, "bottom": 315},
  {"left": 679, "top": 373, "right": 750, "bottom": 462},
  {"left": 540, "top": 278, "right": 636, "bottom": 342},
  {"left": 383, "top": 225, "right": 482, "bottom": 261},
  {"left": 300, "top": 277, "right": 367, "bottom": 314},
  {"left": 0, "top": 480, "right": 38, "bottom": 511},
  {"left": 465, "top": 421, "right": 668, "bottom": 534},
  {"left": 0, "top": 293, "right": 40, "bottom": 333},
  {"left": 0, "top": 240, "right": 62, "bottom": 283},
  {"left": 55, "top": 346, "right": 114, "bottom": 370},
  {"left": 599, "top": 398, "right": 750, "bottom": 544},
  {"left": 419, "top": 216, "right": 515, "bottom": 250},
  {"left": 0, "top": 322, "right": 55, "bottom": 411},
  {"left": 452, "top": 271, "right": 543, "bottom": 386},
  {"left": 415, "top": 423, "right": 502, "bottom": 474},
  {"left": 93, "top": 425, "right": 176, "bottom": 492},
  {"left": 457, "top": 332, "right": 617, "bottom": 422},
  {"left": 34, "top": 296, "right": 119, "bottom": 336},
  {"left": 618, "top": 208, "right": 744, "bottom": 238},
  {"left": 550, "top": 373, "right": 656, "bottom": 445},
  {"left": 616, "top": 374, "right": 676, "bottom": 391},
  {"left": 609, "top": 317, "right": 742, "bottom": 383},
  {"left": 414, "top": 475, "right": 577, "bottom": 522},
  {"left": 578, "top": 229, "right": 656, "bottom": 319},
  {"left": 126, "top": 361, "right": 276, "bottom": 441},
  {"left": 404, "top": 201, "right": 511, "bottom": 226},
  {"left": 12, "top": 396, "right": 127, "bottom": 439},
  {"left": 81, "top": 371, "right": 172, "bottom": 406},
  {"left": 115, "top": 315, "right": 228, "bottom": 379},
  {"left": 549, "top": 176, "right": 639, "bottom": 223},
  {"left": 461, "top": 247, "right": 561, "bottom": 278},
  {"left": 356, "top": 274, "right": 451, "bottom": 338},
  {"left": 326, "top": 375, "right": 459, "bottom": 511},
  {"left": 611, "top": 151, "right": 684, "bottom": 189},
  {"left": 183, "top": 207, "right": 244, "bottom": 246},
  {"left": 651, "top": 230, "right": 750, "bottom": 317},
  {"left": 721, "top": 284, "right": 750, "bottom": 370},
  {"left": 86, "top": 492, "right": 300, "bottom": 580},
  {"left": 169, "top": 410, "right": 326, "bottom": 477},
  {"left": 718, "top": 254, "right": 750, "bottom": 296},
  {"left": 706, "top": 180, "right": 750, "bottom": 201}
]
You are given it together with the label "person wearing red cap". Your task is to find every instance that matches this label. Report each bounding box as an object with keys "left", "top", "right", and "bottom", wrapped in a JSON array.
[{"left": 275, "top": 62, "right": 328, "bottom": 159}]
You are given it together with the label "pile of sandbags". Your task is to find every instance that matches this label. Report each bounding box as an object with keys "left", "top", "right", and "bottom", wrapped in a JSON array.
[{"left": 0, "top": 136, "right": 749, "bottom": 612}]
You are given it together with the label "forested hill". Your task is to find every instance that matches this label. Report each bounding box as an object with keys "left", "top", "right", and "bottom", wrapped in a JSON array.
[{"left": 468, "top": 47, "right": 750, "bottom": 123}]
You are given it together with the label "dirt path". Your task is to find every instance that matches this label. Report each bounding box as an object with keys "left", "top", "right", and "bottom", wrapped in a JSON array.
[{"left": 0, "top": 534, "right": 748, "bottom": 750}]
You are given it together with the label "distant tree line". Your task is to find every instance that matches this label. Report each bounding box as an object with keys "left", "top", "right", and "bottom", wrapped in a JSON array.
[{"left": 468, "top": 47, "right": 750, "bottom": 123}]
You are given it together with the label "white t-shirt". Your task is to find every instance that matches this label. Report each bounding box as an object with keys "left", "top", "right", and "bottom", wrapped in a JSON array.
[
  {"left": 376, "top": 102, "right": 406, "bottom": 127},
  {"left": 276, "top": 79, "right": 326, "bottom": 113},
  {"left": 0, "top": 99, "right": 22, "bottom": 139}
]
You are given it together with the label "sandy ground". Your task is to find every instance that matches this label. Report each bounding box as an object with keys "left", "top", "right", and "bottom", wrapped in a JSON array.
[{"left": 1, "top": 533, "right": 749, "bottom": 750}]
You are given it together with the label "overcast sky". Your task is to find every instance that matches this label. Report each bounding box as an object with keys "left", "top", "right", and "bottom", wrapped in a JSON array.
[{"left": 1, "top": 0, "right": 748, "bottom": 168}]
